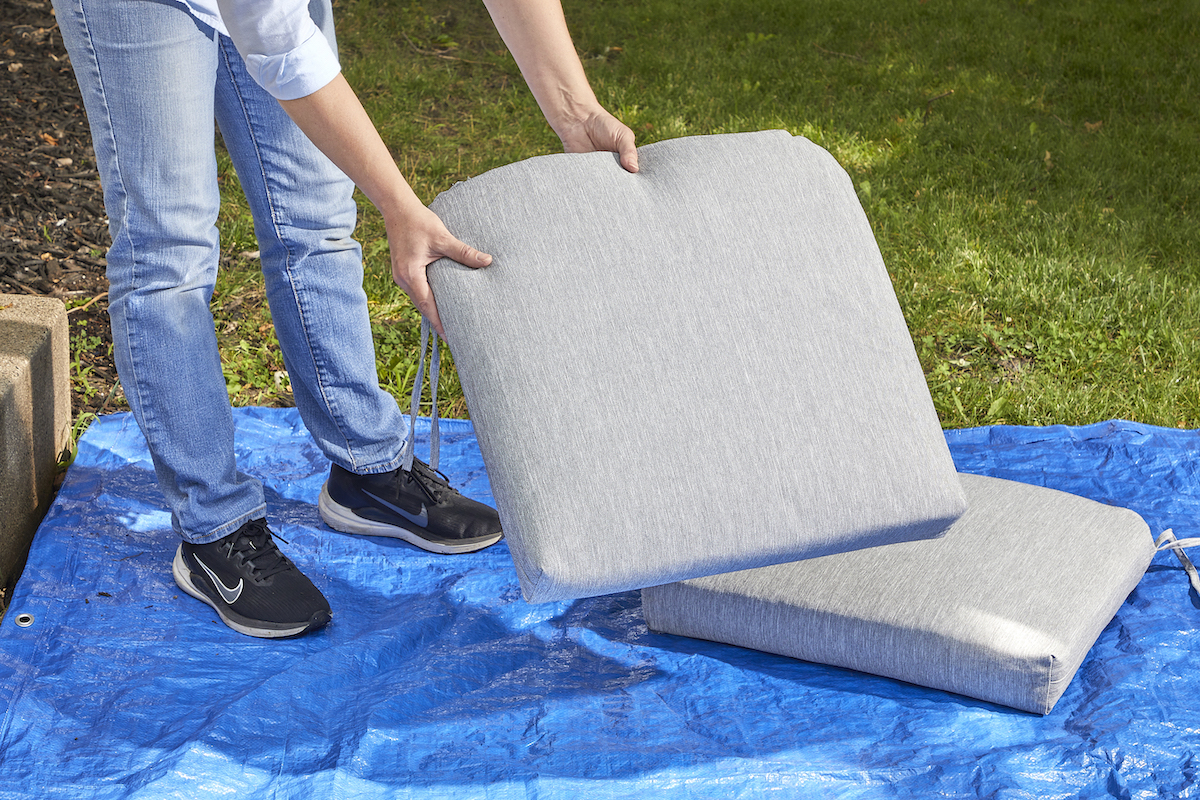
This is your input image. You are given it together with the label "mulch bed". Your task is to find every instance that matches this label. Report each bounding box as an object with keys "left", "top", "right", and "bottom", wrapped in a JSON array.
[{"left": 2, "top": 0, "right": 119, "bottom": 418}]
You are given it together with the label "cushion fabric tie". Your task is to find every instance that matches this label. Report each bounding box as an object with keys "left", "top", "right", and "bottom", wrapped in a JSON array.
[
  {"left": 403, "top": 316, "right": 441, "bottom": 473},
  {"left": 1155, "top": 529, "right": 1200, "bottom": 595}
]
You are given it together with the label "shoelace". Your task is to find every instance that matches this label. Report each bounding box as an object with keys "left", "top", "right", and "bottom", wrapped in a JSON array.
[
  {"left": 402, "top": 317, "right": 441, "bottom": 473},
  {"left": 1155, "top": 529, "right": 1200, "bottom": 595},
  {"left": 406, "top": 457, "right": 458, "bottom": 505},
  {"left": 226, "top": 520, "right": 292, "bottom": 581}
]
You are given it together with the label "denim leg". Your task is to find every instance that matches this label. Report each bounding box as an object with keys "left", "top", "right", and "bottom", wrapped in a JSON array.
[
  {"left": 54, "top": 0, "right": 265, "bottom": 543},
  {"left": 211, "top": 28, "right": 408, "bottom": 475}
]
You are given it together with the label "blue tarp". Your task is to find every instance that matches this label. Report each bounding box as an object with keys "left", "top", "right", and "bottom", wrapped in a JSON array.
[{"left": 1, "top": 408, "right": 1197, "bottom": 798}]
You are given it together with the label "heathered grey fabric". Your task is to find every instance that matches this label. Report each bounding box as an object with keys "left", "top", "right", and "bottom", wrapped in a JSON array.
[
  {"left": 428, "top": 130, "right": 966, "bottom": 603},
  {"left": 642, "top": 473, "right": 1155, "bottom": 715}
]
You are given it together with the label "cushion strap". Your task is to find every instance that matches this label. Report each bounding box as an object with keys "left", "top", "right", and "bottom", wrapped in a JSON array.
[
  {"left": 1155, "top": 529, "right": 1200, "bottom": 595},
  {"left": 430, "top": 321, "right": 441, "bottom": 470},
  {"left": 402, "top": 317, "right": 441, "bottom": 472}
]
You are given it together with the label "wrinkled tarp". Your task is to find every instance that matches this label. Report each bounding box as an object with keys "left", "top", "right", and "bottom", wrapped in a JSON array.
[{"left": 0, "top": 408, "right": 1197, "bottom": 799}]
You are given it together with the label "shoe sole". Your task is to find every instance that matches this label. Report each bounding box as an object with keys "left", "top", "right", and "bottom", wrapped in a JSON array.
[
  {"left": 318, "top": 483, "right": 503, "bottom": 555},
  {"left": 172, "top": 547, "right": 331, "bottom": 639}
]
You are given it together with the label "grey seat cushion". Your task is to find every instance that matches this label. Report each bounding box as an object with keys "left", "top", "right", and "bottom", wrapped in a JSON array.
[
  {"left": 428, "top": 130, "right": 966, "bottom": 603},
  {"left": 642, "top": 473, "right": 1155, "bottom": 714}
]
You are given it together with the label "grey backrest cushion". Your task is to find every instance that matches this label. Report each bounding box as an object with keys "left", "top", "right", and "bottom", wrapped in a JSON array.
[
  {"left": 428, "top": 130, "right": 966, "bottom": 603},
  {"left": 642, "top": 473, "right": 1155, "bottom": 714}
]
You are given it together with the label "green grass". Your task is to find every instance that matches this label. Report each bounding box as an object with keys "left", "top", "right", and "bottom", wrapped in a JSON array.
[{"left": 212, "top": 0, "right": 1200, "bottom": 428}]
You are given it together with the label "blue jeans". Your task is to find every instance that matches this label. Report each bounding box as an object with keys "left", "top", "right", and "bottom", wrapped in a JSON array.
[{"left": 54, "top": 0, "right": 408, "bottom": 544}]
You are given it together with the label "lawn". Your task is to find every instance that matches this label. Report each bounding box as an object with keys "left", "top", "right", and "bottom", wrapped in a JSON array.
[{"left": 211, "top": 0, "right": 1200, "bottom": 428}]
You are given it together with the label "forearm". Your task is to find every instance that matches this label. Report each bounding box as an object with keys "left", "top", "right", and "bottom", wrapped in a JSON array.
[
  {"left": 481, "top": 0, "right": 600, "bottom": 138},
  {"left": 278, "top": 73, "right": 492, "bottom": 335},
  {"left": 278, "top": 74, "right": 423, "bottom": 218}
]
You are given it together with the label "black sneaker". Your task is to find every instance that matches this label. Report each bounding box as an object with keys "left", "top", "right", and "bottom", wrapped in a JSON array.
[
  {"left": 172, "top": 519, "right": 332, "bottom": 638},
  {"left": 318, "top": 459, "right": 503, "bottom": 554}
]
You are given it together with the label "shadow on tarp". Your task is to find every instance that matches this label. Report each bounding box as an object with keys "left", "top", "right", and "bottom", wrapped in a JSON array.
[{"left": 0, "top": 408, "right": 1197, "bottom": 799}]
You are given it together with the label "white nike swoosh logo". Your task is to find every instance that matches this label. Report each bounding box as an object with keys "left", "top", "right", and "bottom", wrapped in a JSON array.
[
  {"left": 195, "top": 556, "right": 244, "bottom": 604},
  {"left": 363, "top": 489, "right": 428, "bottom": 527}
]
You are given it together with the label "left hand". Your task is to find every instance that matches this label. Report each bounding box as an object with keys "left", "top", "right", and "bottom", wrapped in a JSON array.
[{"left": 556, "top": 107, "right": 639, "bottom": 173}]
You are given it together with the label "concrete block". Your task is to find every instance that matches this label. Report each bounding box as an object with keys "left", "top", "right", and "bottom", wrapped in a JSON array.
[{"left": 0, "top": 295, "right": 71, "bottom": 611}]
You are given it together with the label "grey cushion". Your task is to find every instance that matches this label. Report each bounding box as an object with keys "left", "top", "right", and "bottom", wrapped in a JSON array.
[
  {"left": 642, "top": 473, "right": 1155, "bottom": 714},
  {"left": 428, "top": 130, "right": 966, "bottom": 603}
]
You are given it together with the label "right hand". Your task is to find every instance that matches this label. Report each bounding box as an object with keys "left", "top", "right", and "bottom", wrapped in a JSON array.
[{"left": 385, "top": 203, "right": 492, "bottom": 337}]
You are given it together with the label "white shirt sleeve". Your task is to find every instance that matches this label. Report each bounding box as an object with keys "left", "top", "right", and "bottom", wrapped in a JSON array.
[{"left": 212, "top": 0, "right": 342, "bottom": 100}]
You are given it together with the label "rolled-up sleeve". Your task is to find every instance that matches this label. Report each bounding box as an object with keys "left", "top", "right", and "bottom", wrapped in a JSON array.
[{"left": 214, "top": 0, "right": 341, "bottom": 100}]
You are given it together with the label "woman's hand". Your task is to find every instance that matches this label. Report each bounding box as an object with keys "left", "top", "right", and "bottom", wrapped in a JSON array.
[
  {"left": 384, "top": 203, "right": 492, "bottom": 337},
  {"left": 556, "top": 106, "right": 639, "bottom": 173}
]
